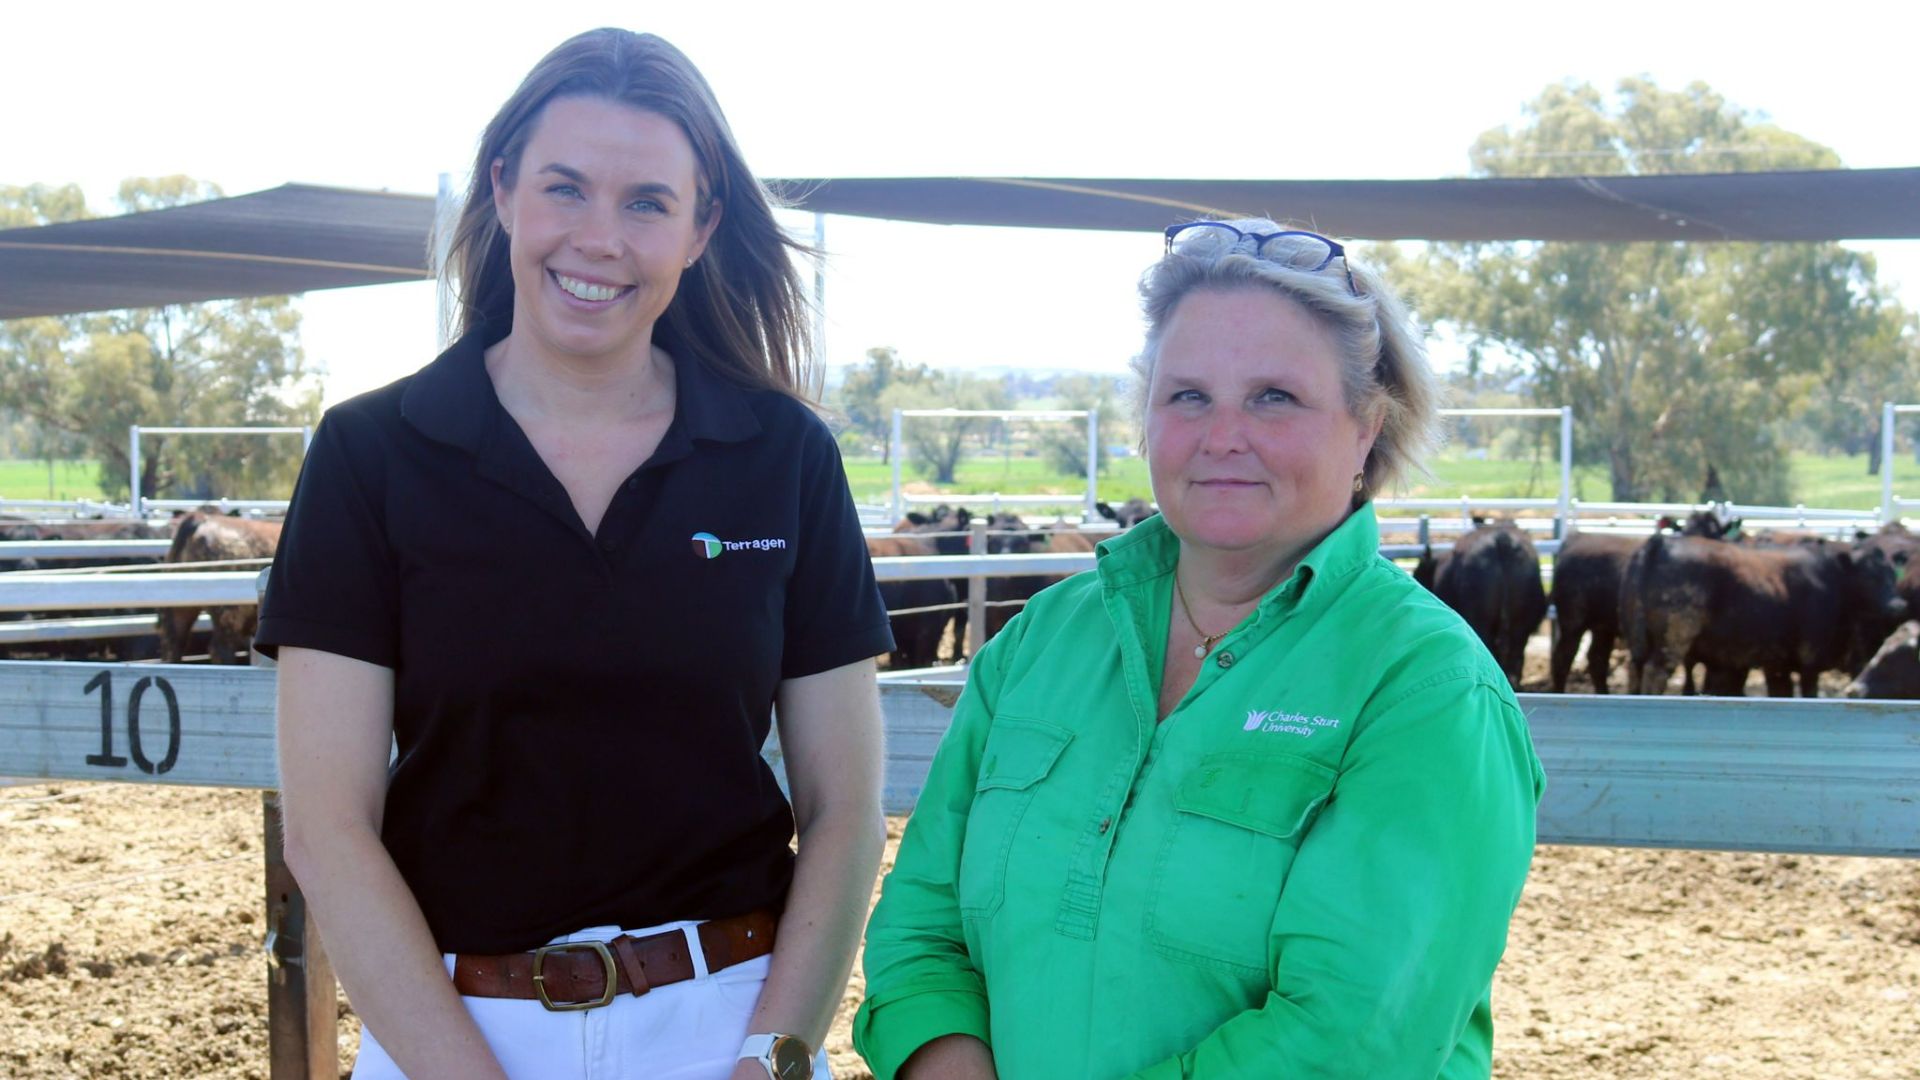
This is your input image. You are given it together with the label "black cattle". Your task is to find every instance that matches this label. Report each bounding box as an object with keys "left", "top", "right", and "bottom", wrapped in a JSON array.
[
  {"left": 869, "top": 508, "right": 969, "bottom": 668},
  {"left": 978, "top": 512, "right": 1056, "bottom": 641},
  {"left": 864, "top": 536, "right": 956, "bottom": 670},
  {"left": 1844, "top": 621, "right": 1920, "bottom": 699},
  {"left": 1413, "top": 523, "right": 1548, "bottom": 689},
  {"left": 1547, "top": 531, "right": 1644, "bottom": 693},
  {"left": 1, "top": 519, "right": 171, "bottom": 660},
  {"left": 1095, "top": 499, "right": 1156, "bottom": 529},
  {"left": 900, "top": 505, "right": 975, "bottom": 658},
  {"left": 1621, "top": 535, "right": 1908, "bottom": 697},
  {"left": 0, "top": 519, "right": 166, "bottom": 572}
]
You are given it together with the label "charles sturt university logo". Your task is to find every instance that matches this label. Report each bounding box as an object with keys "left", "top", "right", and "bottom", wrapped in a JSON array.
[{"left": 691, "top": 531, "right": 788, "bottom": 560}]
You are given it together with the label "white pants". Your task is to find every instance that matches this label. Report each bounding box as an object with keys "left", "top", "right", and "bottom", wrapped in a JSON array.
[{"left": 351, "top": 920, "right": 832, "bottom": 1080}]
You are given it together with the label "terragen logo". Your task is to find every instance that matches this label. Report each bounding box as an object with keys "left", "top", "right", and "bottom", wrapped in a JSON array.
[{"left": 691, "top": 531, "right": 788, "bottom": 559}]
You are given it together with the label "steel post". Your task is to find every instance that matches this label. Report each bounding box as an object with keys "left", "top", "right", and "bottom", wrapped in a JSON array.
[
  {"left": 129, "top": 425, "right": 142, "bottom": 519},
  {"left": 967, "top": 518, "right": 988, "bottom": 659},
  {"left": 1084, "top": 408, "right": 1099, "bottom": 524},
  {"left": 1558, "top": 406, "right": 1574, "bottom": 536},
  {"left": 1884, "top": 401, "right": 1897, "bottom": 525},
  {"left": 891, "top": 409, "right": 904, "bottom": 523}
]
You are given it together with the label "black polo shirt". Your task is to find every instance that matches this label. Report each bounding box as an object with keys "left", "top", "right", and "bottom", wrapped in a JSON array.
[{"left": 256, "top": 327, "right": 893, "bottom": 954}]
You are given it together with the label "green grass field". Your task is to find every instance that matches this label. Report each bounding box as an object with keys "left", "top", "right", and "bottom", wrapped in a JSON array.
[
  {"left": 9, "top": 452, "right": 1918, "bottom": 513},
  {"left": 0, "top": 460, "right": 110, "bottom": 503}
]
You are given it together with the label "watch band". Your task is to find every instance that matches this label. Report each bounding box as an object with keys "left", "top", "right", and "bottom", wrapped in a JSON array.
[
  {"left": 739, "top": 1032, "right": 778, "bottom": 1061},
  {"left": 738, "top": 1032, "right": 813, "bottom": 1079}
]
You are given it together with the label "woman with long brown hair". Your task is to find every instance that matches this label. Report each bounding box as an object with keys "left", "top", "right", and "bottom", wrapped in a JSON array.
[{"left": 259, "top": 29, "right": 890, "bottom": 1080}]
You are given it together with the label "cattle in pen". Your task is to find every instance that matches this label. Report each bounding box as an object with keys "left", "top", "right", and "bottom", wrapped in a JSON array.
[
  {"left": 1414, "top": 522, "right": 1548, "bottom": 689},
  {"left": 865, "top": 529, "right": 956, "bottom": 670},
  {"left": 1547, "top": 530, "right": 1644, "bottom": 693},
  {"left": 1845, "top": 620, "right": 1920, "bottom": 700},
  {"left": 1621, "top": 534, "right": 1908, "bottom": 697},
  {"left": 156, "top": 512, "right": 282, "bottom": 664}
]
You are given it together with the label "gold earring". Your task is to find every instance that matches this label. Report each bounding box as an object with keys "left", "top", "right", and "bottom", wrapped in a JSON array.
[{"left": 1352, "top": 472, "right": 1365, "bottom": 494}]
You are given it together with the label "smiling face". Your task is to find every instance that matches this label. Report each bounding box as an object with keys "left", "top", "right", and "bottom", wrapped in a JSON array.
[
  {"left": 1145, "top": 286, "right": 1380, "bottom": 567},
  {"left": 491, "top": 96, "right": 719, "bottom": 365}
]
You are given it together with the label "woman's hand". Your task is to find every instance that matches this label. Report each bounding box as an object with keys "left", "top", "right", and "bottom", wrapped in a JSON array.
[
  {"left": 900, "top": 1034, "right": 999, "bottom": 1079},
  {"left": 735, "top": 659, "right": 887, "bottom": 1048},
  {"left": 277, "top": 647, "right": 508, "bottom": 1080}
]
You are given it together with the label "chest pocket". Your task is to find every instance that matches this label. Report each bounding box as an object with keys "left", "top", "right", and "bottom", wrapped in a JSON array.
[
  {"left": 1146, "top": 752, "right": 1335, "bottom": 974},
  {"left": 958, "top": 715, "right": 1073, "bottom": 920}
]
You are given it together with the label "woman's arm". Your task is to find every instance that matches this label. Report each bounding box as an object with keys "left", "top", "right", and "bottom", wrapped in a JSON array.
[
  {"left": 276, "top": 646, "right": 507, "bottom": 1080},
  {"left": 730, "top": 657, "right": 889, "bottom": 1072},
  {"left": 851, "top": 624, "right": 1028, "bottom": 1080},
  {"left": 1126, "top": 672, "right": 1544, "bottom": 1080}
]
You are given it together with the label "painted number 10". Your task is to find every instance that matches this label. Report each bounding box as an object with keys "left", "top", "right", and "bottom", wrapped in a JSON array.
[{"left": 83, "top": 671, "right": 181, "bottom": 775}]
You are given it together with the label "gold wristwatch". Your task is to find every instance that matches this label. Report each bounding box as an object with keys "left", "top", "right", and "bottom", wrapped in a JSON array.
[{"left": 738, "top": 1032, "right": 813, "bottom": 1079}]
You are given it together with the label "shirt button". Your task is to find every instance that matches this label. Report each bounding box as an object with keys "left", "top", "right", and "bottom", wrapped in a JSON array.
[
  {"left": 1097, "top": 817, "right": 1111, "bottom": 834},
  {"left": 1215, "top": 650, "right": 1235, "bottom": 669},
  {"left": 600, "top": 537, "right": 617, "bottom": 552}
]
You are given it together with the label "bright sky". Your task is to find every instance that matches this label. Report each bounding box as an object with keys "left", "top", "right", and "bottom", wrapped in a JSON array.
[{"left": 6, "top": 0, "right": 1917, "bottom": 406}]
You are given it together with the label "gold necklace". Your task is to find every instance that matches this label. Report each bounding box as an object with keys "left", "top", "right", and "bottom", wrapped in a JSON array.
[{"left": 1173, "top": 573, "right": 1229, "bottom": 659}]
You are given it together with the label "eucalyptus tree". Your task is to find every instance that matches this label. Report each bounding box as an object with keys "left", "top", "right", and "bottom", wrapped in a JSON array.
[
  {"left": 1400, "top": 79, "right": 1911, "bottom": 503},
  {"left": 0, "top": 178, "right": 319, "bottom": 501}
]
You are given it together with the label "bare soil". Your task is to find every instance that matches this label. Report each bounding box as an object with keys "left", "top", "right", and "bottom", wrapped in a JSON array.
[{"left": 3, "top": 782, "right": 1916, "bottom": 1079}]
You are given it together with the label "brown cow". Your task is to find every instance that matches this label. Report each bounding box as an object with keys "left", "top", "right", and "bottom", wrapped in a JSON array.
[
  {"left": 1844, "top": 621, "right": 1920, "bottom": 699},
  {"left": 865, "top": 531, "right": 955, "bottom": 669},
  {"left": 976, "top": 512, "right": 1053, "bottom": 641},
  {"left": 0, "top": 518, "right": 166, "bottom": 572},
  {"left": 157, "top": 512, "right": 281, "bottom": 664},
  {"left": 1040, "top": 523, "right": 1097, "bottom": 554},
  {"left": 1853, "top": 522, "right": 1919, "bottom": 613},
  {"left": 1621, "top": 534, "right": 1908, "bottom": 697}
]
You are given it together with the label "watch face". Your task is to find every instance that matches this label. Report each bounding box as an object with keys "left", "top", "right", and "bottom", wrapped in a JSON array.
[{"left": 771, "top": 1036, "right": 812, "bottom": 1079}]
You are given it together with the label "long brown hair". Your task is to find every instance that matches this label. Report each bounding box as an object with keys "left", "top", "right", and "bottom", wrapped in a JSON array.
[{"left": 438, "top": 29, "right": 815, "bottom": 397}]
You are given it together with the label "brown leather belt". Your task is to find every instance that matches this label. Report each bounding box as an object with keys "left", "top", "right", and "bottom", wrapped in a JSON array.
[{"left": 451, "top": 909, "right": 778, "bottom": 1012}]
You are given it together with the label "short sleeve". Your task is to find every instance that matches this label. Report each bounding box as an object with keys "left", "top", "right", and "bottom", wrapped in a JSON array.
[
  {"left": 779, "top": 416, "right": 893, "bottom": 678},
  {"left": 254, "top": 409, "right": 399, "bottom": 667}
]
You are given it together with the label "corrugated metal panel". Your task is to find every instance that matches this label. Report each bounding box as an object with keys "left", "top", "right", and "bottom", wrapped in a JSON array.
[{"left": 3, "top": 663, "right": 1914, "bottom": 857}]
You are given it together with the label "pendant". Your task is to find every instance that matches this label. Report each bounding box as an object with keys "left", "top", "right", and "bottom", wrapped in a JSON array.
[{"left": 1193, "top": 644, "right": 1207, "bottom": 659}]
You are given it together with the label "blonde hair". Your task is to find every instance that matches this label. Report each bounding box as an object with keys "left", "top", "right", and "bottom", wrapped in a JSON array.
[{"left": 1130, "top": 218, "right": 1441, "bottom": 502}]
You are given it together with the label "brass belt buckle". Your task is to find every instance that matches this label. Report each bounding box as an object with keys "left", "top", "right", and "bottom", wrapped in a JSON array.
[{"left": 530, "top": 940, "right": 618, "bottom": 1012}]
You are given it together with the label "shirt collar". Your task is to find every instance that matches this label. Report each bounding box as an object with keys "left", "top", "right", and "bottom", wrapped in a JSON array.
[
  {"left": 400, "top": 325, "right": 764, "bottom": 456},
  {"left": 1095, "top": 501, "right": 1383, "bottom": 609}
]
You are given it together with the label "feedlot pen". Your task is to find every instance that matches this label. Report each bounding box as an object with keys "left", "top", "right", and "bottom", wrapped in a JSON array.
[{"left": 2, "top": 659, "right": 1918, "bottom": 1077}]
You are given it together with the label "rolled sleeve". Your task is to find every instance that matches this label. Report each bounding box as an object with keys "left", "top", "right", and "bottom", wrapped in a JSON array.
[
  {"left": 254, "top": 411, "right": 398, "bottom": 667},
  {"left": 780, "top": 418, "right": 893, "bottom": 678},
  {"left": 1129, "top": 668, "right": 1545, "bottom": 1080},
  {"left": 853, "top": 624, "right": 1026, "bottom": 1078}
]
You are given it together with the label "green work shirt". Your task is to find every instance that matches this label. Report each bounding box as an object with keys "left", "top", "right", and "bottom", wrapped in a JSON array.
[{"left": 854, "top": 505, "right": 1545, "bottom": 1080}]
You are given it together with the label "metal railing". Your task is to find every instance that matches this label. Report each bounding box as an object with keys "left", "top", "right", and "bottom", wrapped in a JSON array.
[
  {"left": 1882, "top": 402, "right": 1920, "bottom": 524},
  {"left": 0, "top": 612, "right": 210, "bottom": 646},
  {"left": 889, "top": 408, "right": 1099, "bottom": 524},
  {"left": 128, "top": 424, "right": 310, "bottom": 518},
  {"left": 0, "top": 539, "right": 174, "bottom": 561},
  {"left": 5, "top": 660, "right": 1916, "bottom": 854}
]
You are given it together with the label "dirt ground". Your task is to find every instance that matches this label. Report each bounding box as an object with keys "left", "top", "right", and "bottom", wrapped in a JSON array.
[{"left": 3, "top": 780, "right": 1916, "bottom": 1080}]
